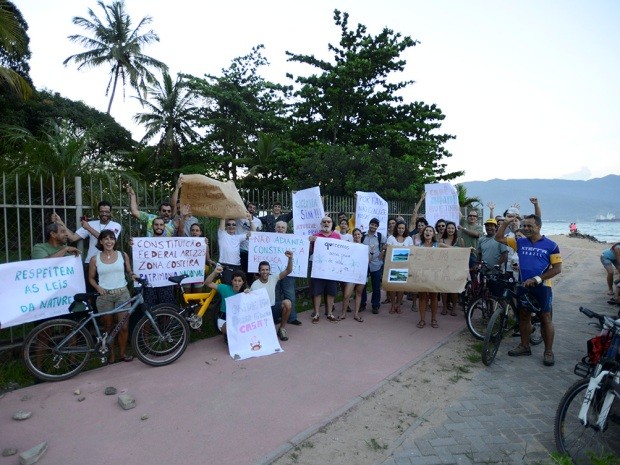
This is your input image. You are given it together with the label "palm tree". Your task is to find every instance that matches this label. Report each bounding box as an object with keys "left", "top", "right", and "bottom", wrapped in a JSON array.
[
  {"left": 63, "top": 0, "right": 167, "bottom": 114},
  {"left": 0, "top": 0, "right": 32, "bottom": 99},
  {"left": 455, "top": 183, "right": 481, "bottom": 211},
  {"left": 133, "top": 71, "right": 199, "bottom": 169}
]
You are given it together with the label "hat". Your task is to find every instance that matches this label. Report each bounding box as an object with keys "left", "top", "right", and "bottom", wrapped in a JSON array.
[
  {"left": 505, "top": 207, "right": 521, "bottom": 218},
  {"left": 484, "top": 218, "right": 498, "bottom": 225}
]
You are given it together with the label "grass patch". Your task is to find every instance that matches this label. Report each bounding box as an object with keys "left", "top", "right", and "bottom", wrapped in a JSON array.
[{"left": 365, "top": 438, "right": 388, "bottom": 451}]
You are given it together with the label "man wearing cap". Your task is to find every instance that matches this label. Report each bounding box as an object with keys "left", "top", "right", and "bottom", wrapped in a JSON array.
[
  {"left": 495, "top": 212, "right": 562, "bottom": 367},
  {"left": 478, "top": 218, "right": 508, "bottom": 271}
]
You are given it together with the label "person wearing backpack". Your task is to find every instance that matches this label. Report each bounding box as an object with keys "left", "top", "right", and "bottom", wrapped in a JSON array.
[{"left": 360, "top": 218, "right": 386, "bottom": 314}]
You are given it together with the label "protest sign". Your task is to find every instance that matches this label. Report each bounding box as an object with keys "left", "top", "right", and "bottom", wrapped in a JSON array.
[
  {"left": 225, "top": 288, "right": 282, "bottom": 360},
  {"left": 310, "top": 237, "right": 369, "bottom": 284},
  {"left": 292, "top": 186, "right": 324, "bottom": 236},
  {"left": 248, "top": 232, "right": 309, "bottom": 277},
  {"left": 132, "top": 237, "right": 206, "bottom": 287},
  {"left": 0, "top": 255, "right": 85, "bottom": 329},
  {"left": 354, "top": 191, "right": 388, "bottom": 236},
  {"left": 424, "top": 183, "right": 460, "bottom": 227},
  {"left": 179, "top": 174, "right": 247, "bottom": 218},
  {"left": 382, "top": 246, "right": 469, "bottom": 293}
]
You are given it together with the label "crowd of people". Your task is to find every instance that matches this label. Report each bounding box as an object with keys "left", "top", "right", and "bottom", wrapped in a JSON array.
[{"left": 33, "top": 187, "right": 563, "bottom": 368}]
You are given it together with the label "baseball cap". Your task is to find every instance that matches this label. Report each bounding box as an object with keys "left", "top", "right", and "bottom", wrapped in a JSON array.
[
  {"left": 484, "top": 218, "right": 498, "bottom": 225},
  {"left": 505, "top": 207, "right": 521, "bottom": 218}
]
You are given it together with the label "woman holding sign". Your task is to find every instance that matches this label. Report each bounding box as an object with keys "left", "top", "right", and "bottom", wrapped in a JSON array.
[
  {"left": 416, "top": 226, "right": 449, "bottom": 329},
  {"left": 386, "top": 221, "right": 413, "bottom": 314},
  {"left": 338, "top": 228, "right": 367, "bottom": 322},
  {"left": 204, "top": 264, "right": 249, "bottom": 336},
  {"left": 88, "top": 230, "right": 137, "bottom": 363}
]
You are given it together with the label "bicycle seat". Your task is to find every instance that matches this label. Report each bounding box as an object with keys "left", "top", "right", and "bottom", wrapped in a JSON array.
[
  {"left": 168, "top": 275, "right": 189, "bottom": 285},
  {"left": 73, "top": 292, "right": 99, "bottom": 303}
]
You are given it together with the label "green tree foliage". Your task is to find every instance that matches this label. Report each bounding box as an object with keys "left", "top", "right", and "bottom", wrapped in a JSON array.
[
  {"left": 63, "top": 0, "right": 167, "bottom": 114},
  {"left": 455, "top": 184, "right": 481, "bottom": 209},
  {"left": 285, "top": 10, "right": 462, "bottom": 200},
  {"left": 133, "top": 70, "right": 199, "bottom": 170},
  {"left": 183, "top": 45, "right": 291, "bottom": 186},
  {"left": 0, "top": 0, "right": 32, "bottom": 99}
]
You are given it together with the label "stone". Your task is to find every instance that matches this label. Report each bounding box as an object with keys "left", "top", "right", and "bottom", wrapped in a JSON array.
[
  {"left": 77, "top": 396, "right": 85, "bottom": 402},
  {"left": 104, "top": 386, "right": 117, "bottom": 395},
  {"left": 118, "top": 393, "right": 136, "bottom": 410},
  {"left": 18, "top": 441, "right": 47, "bottom": 465},
  {"left": 2, "top": 448, "right": 17, "bottom": 457},
  {"left": 140, "top": 414, "right": 149, "bottom": 421},
  {"left": 12, "top": 411, "right": 32, "bottom": 421},
  {"left": 21, "top": 394, "right": 32, "bottom": 401},
  {"left": 74, "top": 389, "right": 80, "bottom": 395}
]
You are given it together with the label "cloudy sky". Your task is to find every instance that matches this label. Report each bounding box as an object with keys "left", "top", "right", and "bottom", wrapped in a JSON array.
[{"left": 16, "top": 0, "right": 620, "bottom": 182}]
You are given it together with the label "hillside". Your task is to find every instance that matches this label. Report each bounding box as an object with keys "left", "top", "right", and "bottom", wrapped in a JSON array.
[{"left": 462, "top": 174, "right": 619, "bottom": 222}]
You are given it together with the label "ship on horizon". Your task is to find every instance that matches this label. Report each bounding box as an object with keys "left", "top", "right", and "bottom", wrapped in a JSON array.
[{"left": 595, "top": 213, "right": 620, "bottom": 222}]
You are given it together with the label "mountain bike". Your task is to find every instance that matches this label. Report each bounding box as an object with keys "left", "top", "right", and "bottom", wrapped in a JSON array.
[
  {"left": 460, "top": 261, "right": 489, "bottom": 316},
  {"left": 22, "top": 277, "right": 190, "bottom": 382},
  {"left": 481, "top": 279, "right": 543, "bottom": 366},
  {"left": 554, "top": 307, "right": 620, "bottom": 464}
]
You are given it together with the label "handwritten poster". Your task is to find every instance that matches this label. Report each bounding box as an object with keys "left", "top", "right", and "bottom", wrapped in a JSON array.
[
  {"left": 424, "top": 183, "right": 460, "bottom": 227},
  {"left": 179, "top": 174, "right": 247, "bottom": 218},
  {"left": 132, "top": 237, "right": 206, "bottom": 287},
  {"left": 310, "top": 237, "right": 369, "bottom": 284},
  {"left": 247, "top": 232, "right": 309, "bottom": 277},
  {"left": 355, "top": 191, "right": 388, "bottom": 236},
  {"left": 382, "top": 246, "right": 469, "bottom": 292},
  {"left": 292, "top": 186, "right": 325, "bottom": 236},
  {"left": 225, "top": 288, "right": 282, "bottom": 360},
  {"left": 0, "top": 255, "right": 85, "bottom": 329}
]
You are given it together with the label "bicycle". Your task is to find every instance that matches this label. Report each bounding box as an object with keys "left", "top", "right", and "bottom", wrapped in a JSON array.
[
  {"left": 22, "top": 277, "right": 190, "bottom": 382},
  {"left": 554, "top": 307, "right": 620, "bottom": 463},
  {"left": 459, "top": 261, "right": 489, "bottom": 315},
  {"left": 481, "top": 278, "right": 544, "bottom": 366}
]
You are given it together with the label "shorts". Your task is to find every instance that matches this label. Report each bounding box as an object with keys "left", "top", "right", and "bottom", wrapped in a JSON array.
[
  {"left": 600, "top": 254, "right": 620, "bottom": 273},
  {"left": 271, "top": 301, "right": 283, "bottom": 321},
  {"left": 96, "top": 287, "right": 131, "bottom": 312},
  {"left": 310, "top": 278, "right": 338, "bottom": 297},
  {"left": 517, "top": 285, "right": 552, "bottom": 313},
  {"left": 217, "top": 311, "right": 226, "bottom": 331}
]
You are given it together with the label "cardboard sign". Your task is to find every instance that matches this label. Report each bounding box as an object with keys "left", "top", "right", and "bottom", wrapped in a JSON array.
[
  {"left": 292, "top": 186, "right": 325, "bottom": 236},
  {"left": 179, "top": 174, "right": 247, "bottom": 218},
  {"left": 0, "top": 255, "right": 85, "bottom": 329},
  {"left": 310, "top": 237, "right": 369, "bottom": 284},
  {"left": 225, "top": 288, "right": 282, "bottom": 360},
  {"left": 132, "top": 237, "right": 206, "bottom": 287},
  {"left": 382, "top": 246, "right": 469, "bottom": 293},
  {"left": 424, "top": 183, "right": 460, "bottom": 227},
  {"left": 248, "top": 232, "right": 309, "bottom": 277},
  {"left": 355, "top": 191, "right": 388, "bottom": 236}
]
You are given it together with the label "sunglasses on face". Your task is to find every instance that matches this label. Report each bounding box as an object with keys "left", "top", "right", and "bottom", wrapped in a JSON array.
[{"left": 226, "top": 223, "right": 236, "bottom": 227}]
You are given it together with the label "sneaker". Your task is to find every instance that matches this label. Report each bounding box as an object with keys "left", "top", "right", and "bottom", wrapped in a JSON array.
[
  {"left": 277, "top": 327, "right": 288, "bottom": 341},
  {"left": 507, "top": 344, "right": 532, "bottom": 357},
  {"left": 288, "top": 320, "right": 302, "bottom": 326},
  {"left": 372, "top": 307, "right": 379, "bottom": 314},
  {"left": 543, "top": 351, "right": 555, "bottom": 366}
]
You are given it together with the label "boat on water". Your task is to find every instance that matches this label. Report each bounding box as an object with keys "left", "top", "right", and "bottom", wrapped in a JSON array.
[{"left": 595, "top": 213, "right": 620, "bottom": 223}]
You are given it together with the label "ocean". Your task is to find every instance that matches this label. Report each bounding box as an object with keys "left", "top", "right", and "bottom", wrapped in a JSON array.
[{"left": 541, "top": 221, "right": 620, "bottom": 243}]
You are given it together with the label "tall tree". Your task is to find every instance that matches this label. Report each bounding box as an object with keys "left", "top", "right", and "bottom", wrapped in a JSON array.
[
  {"left": 0, "top": 0, "right": 32, "bottom": 99},
  {"left": 134, "top": 70, "right": 199, "bottom": 170},
  {"left": 63, "top": 0, "right": 167, "bottom": 114},
  {"left": 286, "top": 10, "right": 462, "bottom": 199}
]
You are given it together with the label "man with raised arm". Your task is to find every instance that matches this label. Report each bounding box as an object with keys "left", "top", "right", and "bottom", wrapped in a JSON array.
[
  {"left": 495, "top": 208, "right": 562, "bottom": 367},
  {"left": 32, "top": 220, "right": 81, "bottom": 259},
  {"left": 126, "top": 185, "right": 175, "bottom": 237}
]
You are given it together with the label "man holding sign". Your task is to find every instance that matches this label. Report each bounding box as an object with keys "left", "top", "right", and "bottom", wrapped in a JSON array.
[{"left": 250, "top": 251, "right": 294, "bottom": 341}]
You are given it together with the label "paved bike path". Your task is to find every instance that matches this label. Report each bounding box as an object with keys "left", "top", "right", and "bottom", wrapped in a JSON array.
[
  {"left": 0, "top": 297, "right": 465, "bottom": 465},
  {"left": 378, "top": 245, "right": 615, "bottom": 465}
]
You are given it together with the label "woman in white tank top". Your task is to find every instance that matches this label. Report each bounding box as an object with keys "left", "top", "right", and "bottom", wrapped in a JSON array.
[{"left": 88, "top": 230, "right": 136, "bottom": 363}]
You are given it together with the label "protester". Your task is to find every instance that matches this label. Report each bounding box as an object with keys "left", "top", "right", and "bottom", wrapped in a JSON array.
[
  {"left": 386, "top": 221, "right": 412, "bottom": 314},
  {"left": 360, "top": 218, "right": 386, "bottom": 314},
  {"left": 309, "top": 216, "right": 341, "bottom": 323},
  {"left": 259, "top": 201, "right": 293, "bottom": 232},
  {"left": 204, "top": 265, "right": 249, "bottom": 337},
  {"left": 126, "top": 185, "right": 175, "bottom": 237},
  {"left": 217, "top": 216, "right": 254, "bottom": 284},
  {"left": 274, "top": 221, "right": 302, "bottom": 326},
  {"left": 32, "top": 221, "right": 81, "bottom": 259}
]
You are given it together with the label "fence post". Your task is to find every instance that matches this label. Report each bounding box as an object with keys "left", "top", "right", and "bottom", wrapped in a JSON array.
[{"left": 75, "top": 176, "right": 84, "bottom": 254}]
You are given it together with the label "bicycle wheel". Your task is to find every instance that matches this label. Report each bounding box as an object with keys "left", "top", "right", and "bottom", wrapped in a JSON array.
[
  {"left": 132, "top": 308, "right": 189, "bottom": 367},
  {"left": 481, "top": 303, "right": 510, "bottom": 366},
  {"left": 554, "top": 377, "right": 620, "bottom": 464},
  {"left": 23, "top": 319, "right": 93, "bottom": 382},
  {"left": 459, "top": 281, "right": 473, "bottom": 312},
  {"left": 466, "top": 297, "right": 500, "bottom": 340}
]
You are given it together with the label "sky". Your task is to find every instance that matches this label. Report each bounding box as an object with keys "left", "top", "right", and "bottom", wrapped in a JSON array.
[{"left": 14, "top": 0, "right": 620, "bottom": 183}]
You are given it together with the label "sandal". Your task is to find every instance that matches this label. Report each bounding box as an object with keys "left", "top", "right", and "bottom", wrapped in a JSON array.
[
  {"left": 441, "top": 309, "right": 448, "bottom": 315},
  {"left": 311, "top": 313, "right": 319, "bottom": 324},
  {"left": 431, "top": 320, "right": 438, "bottom": 328},
  {"left": 450, "top": 310, "right": 458, "bottom": 316},
  {"left": 389, "top": 307, "right": 396, "bottom": 314},
  {"left": 396, "top": 306, "right": 403, "bottom": 314},
  {"left": 417, "top": 320, "right": 426, "bottom": 328},
  {"left": 354, "top": 315, "right": 364, "bottom": 323},
  {"left": 122, "top": 355, "right": 134, "bottom": 362},
  {"left": 337, "top": 314, "right": 346, "bottom": 320},
  {"left": 326, "top": 314, "right": 338, "bottom": 322}
]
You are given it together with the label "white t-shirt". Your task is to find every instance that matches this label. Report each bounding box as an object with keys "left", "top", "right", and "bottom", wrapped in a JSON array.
[
  {"left": 236, "top": 217, "right": 262, "bottom": 251},
  {"left": 250, "top": 274, "right": 278, "bottom": 305},
  {"left": 75, "top": 220, "right": 122, "bottom": 263},
  {"left": 387, "top": 236, "right": 413, "bottom": 246},
  {"left": 340, "top": 233, "right": 353, "bottom": 242},
  {"left": 217, "top": 228, "right": 246, "bottom": 265}
]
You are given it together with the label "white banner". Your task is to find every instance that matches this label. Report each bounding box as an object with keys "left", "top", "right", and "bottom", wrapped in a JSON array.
[
  {"left": 225, "top": 288, "right": 282, "bottom": 360},
  {"left": 424, "top": 183, "right": 460, "bottom": 227},
  {"left": 292, "top": 186, "right": 325, "bottom": 236},
  {"left": 355, "top": 191, "right": 388, "bottom": 236},
  {"left": 247, "top": 232, "right": 309, "bottom": 277},
  {"left": 310, "top": 237, "right": 369, "bottom": 284},
  {"left": 0, "top": 255, "right": 85, "bottom": 329},
  {"left": 132, "top": 237, "right": 206, "bottom": 287}
]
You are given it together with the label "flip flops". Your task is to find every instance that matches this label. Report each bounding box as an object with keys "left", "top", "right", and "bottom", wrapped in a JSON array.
[
  {"left": 417, "top": 320, "right": 426, "bottom": 328},
  {"left": 354, "top": 315, "right": 364, "bottom": 323}
]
